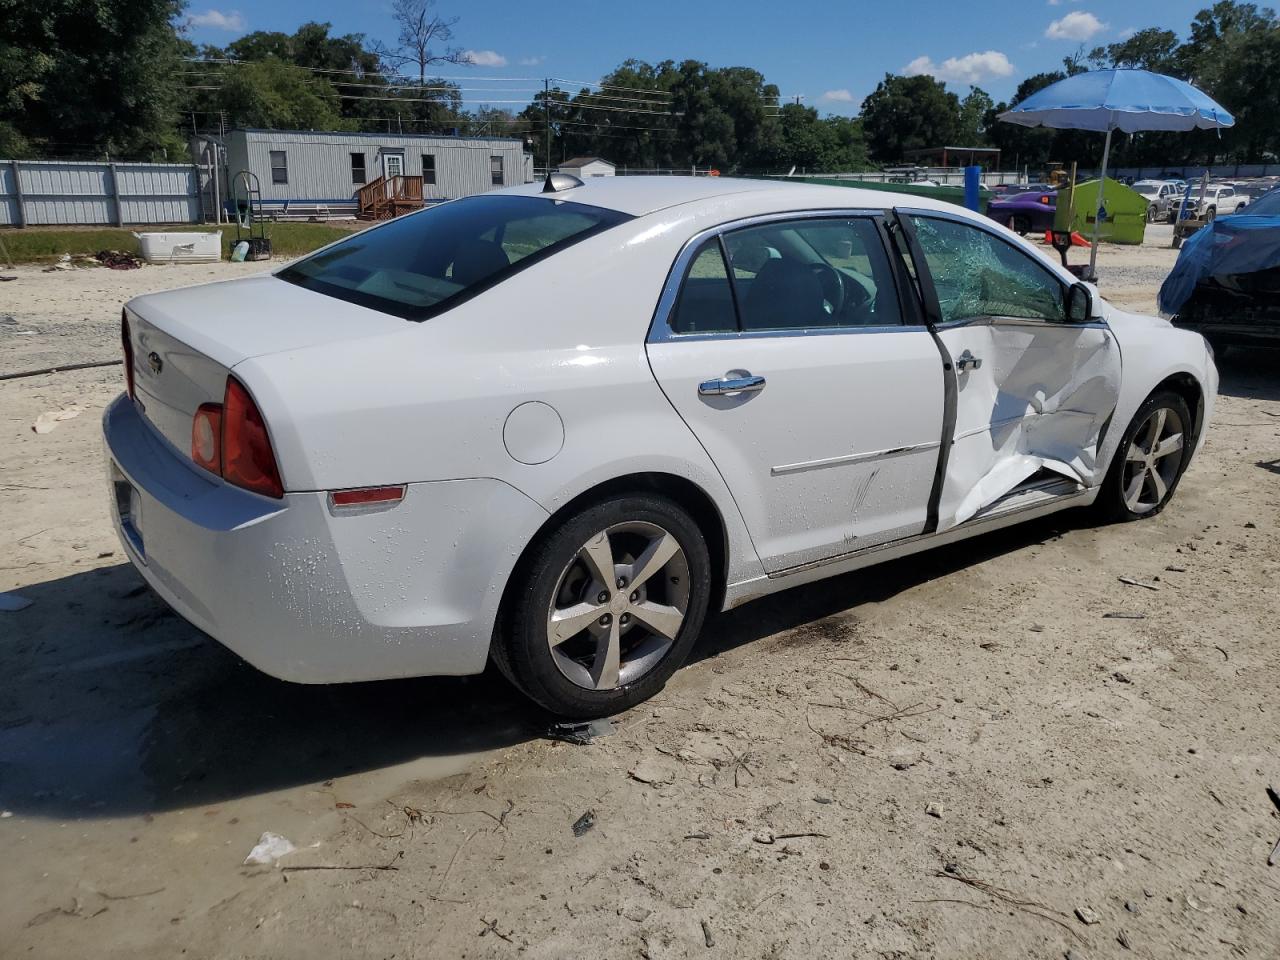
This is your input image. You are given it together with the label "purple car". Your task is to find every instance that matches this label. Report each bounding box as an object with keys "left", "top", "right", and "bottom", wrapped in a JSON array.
[{"left": 987, "top": 189, "right": 1057, "bottom": 235}]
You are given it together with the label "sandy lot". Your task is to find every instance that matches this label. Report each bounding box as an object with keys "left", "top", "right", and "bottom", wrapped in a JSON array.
[{"left": 1, "top": 232, "right": 1278, "bottom": 959}]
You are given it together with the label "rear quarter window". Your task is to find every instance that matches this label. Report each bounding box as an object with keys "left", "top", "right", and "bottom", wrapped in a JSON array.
[{"left": 278, "top": 195, "right": 631, "bottom": 321}]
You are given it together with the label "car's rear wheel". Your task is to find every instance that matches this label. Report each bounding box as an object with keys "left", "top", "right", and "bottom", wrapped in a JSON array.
[
  {"left": 1095, "top": 391, "right": 1193, "bottom": 522},
  {"left": 1011, "top": 215, "right": 1031, "bottom": 236},
  {"left": 495, "top": 494, "right": 711, "bottom": 718}
]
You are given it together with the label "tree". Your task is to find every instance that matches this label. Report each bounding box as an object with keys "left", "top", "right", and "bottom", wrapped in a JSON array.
[
  {"left": 957, "top": 87, "right": 994, "bottom": 146},
  {"left": 377, "top": 0, "right": 470, "bottom": 86},
  {"left": 215, "top": 58, "right": 345, "bottom": 130},
  {"left": 0, "top": 0, "right": 188, "bottom": 159},
  {"left": 860, "top": 74, "right": 960, "bottom": 163},
  {"left": 1088, "top": 28, "right": 1182, "bottom": 72}
]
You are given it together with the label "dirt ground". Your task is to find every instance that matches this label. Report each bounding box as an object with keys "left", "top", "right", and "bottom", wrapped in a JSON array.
[{"left": 1, "top": 231, "right": 1278, "bottom": 960}]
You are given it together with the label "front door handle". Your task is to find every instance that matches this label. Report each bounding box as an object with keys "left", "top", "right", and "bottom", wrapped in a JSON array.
[
  {"left": 698, "top": 373, "right": 766, "bottom": 396},
  {"left": 955, "top": 349, "right": 983, "bottom": 372}
]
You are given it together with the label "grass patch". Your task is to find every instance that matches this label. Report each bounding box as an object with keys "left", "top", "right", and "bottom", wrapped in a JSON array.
[{"left": 0, "top": 222, "right": 362, "bottom": 264}]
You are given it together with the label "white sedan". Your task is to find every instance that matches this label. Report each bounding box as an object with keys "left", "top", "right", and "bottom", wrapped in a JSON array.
[{"left": 104, "top": 176, "right": 1217, "bottom": 717}]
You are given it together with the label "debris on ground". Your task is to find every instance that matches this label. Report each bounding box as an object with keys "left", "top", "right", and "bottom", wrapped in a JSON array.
[
  {"left": 93, "top": 250, "right": 142, "bottom": 270},
  {"left": 571, "top": 810, "right": 595, "bottom": 838},
  {"left": 0, "top": 592, "right": 34, "bottom": 612},
  {"left": 700, "top": 918, "right": 714, "bottom": 948},
  {"left": 544, "top": 718, "right": 615, "bottom": 745},
  {"left": 1267, "top": 786, "right": 1280, "bottom": 866},
  {"left": 628, "top": 758, "right": 676, "bottom": 786},
  {"left": 1103, "top": 612, "right": 1147, "bottom": 619},
  {"left": 32, "top": 406, "right": 83, "bottom": 434},
  {"left": 243, "top": 832, "right": 296, "bottom": 866},
  {"left": 1118, "top": 575, "right": 1160, "bottom": 591},
  {"left": 1075, "top": 905, "right": 1101, "bottom": 925},
  {"left": 925, "top": 801, "right": 943, "bottom": 819}
]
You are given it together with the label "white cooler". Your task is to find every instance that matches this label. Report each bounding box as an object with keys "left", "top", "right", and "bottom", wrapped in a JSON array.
[{"left": 134, "top": 231, "right": 222, "bottom": 264}]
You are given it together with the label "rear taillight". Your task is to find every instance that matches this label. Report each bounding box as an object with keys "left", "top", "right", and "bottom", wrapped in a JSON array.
[
  {"left": 222, "top": 377, "right": 284, "bottom": 499},
  {"left": 188, "top": 377, "right": 284, "bottom": 499},
  {"left": 121, "top": 310, "right": 135, "bottom": 399},
  {"left": 191, "top": 403, "right": 222, "bottom": 473}
]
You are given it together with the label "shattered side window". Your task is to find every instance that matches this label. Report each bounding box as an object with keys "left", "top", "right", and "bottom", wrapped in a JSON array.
[{"left": 909, "top": 216, "right": 1065, "bottom": 324}]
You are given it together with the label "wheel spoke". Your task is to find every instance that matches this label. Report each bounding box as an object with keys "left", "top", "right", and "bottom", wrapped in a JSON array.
[
  {"left": 548, "top": 601, "right": 606, "bottom": 648},
  {"left": 589, "top": 619, "right": 622, "bottom": 690},
  {"left": 1124, "top": 470, "right": 1146, "bottom": 509},
  {"left": 1143, "top": 409, "right": 1166, "bottom": 451},
  {"left": 628, "top": 532, "right": 681, "bottom": 589},
  {"left": 579, "top": 531, "right": 616, "bottom": 586},
  {"left": 630, "top": 600, "right": 685, "bottom": 641},
  {"left": 1148, "top": 465, "right": 1169, "bottom": 502},
  {"left": 1125, "top": 444, "right": 1147, "bottom": 462},
  {"left": 1152, "top": 432, "right": 1184, "bottom": 460}
]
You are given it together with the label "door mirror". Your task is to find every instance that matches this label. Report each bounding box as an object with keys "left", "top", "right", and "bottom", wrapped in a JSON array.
[{"left": 1065, "top": 282, "right": 1094, "bottom": 323}]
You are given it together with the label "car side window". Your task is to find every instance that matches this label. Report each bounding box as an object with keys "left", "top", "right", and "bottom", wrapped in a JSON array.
[
  {"left": 721, "top": 217, "right": 903, "bottom": 331},
  {"left": 907, "top": 215, "right": 1065, "bottom": 324},
  {"left": 669, "top": 239, "right": 738, "bottom": 335}
]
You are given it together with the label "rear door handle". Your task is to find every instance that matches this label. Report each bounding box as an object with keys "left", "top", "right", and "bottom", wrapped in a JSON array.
[
  {"left": 698, "top": 373, "right": 766, "bottom": 396},
  {"left": 955, "top": 350, "right": 983, "bottom": 372}
]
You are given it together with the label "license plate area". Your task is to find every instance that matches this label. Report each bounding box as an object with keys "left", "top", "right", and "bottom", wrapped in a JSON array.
[{"left": 111, "top": 462, "right": 145, "bottom": 559}]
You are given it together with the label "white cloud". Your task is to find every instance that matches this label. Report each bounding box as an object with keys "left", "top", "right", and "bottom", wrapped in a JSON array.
[
  {"left": 821, "top": 89, "right": 856, "bottom": 103},
  {"left": 1118, "top": 26, "right": 1137, "bottom": 39},
  {"left": 464, "top": 49, "right": 508, "bottom": 67},
  {"left": 903, "top": 50, "right": 1016, "bottom": 85},
  {"left": 1045, "top": 11, "right": 1107, "bottom": 40},
  {"left": 188, "top": 9, "right": 245, "bottom": 31},
  {"left": 518, "top": 56, "right": 544, "bottom": 66},
  {"left": 1047, "top": 0, "right": 1083, "bottom": 5}
]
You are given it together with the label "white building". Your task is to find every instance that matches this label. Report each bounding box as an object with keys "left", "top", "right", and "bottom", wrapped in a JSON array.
[{"left": 556, "top": 157, "right": 615, "bottom": 179}]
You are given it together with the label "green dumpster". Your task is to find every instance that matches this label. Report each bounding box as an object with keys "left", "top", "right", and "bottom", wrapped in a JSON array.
[{"left": 1068, "top": 178, "right": 1147, "bottom": 245}]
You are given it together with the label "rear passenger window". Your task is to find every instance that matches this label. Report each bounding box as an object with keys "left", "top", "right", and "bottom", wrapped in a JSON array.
[
  {"left": 723, "top": 218, "right": 903, "bottom": 331},
  {"left": 670, "top": 240, "right": 738, "bottom": 334}
]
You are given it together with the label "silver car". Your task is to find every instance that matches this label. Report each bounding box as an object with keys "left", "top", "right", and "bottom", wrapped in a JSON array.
[{"left": 1133, "top": 180, "right": 1182, "bottom": 222}]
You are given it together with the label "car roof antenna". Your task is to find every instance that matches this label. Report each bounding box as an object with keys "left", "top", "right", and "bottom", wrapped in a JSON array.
[{"left": 543, "top": 172, "right": 584, "bottom": 193}]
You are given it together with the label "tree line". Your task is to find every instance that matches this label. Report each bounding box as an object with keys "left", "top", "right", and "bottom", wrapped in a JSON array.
[
  {"left": 863, "top": 1, "right": 1280, "bottom": 170},
  {"left": 0, "top": 0, "right": 1277, "bottom": 174}
]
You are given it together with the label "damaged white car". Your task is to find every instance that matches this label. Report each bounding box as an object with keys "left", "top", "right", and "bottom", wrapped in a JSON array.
[{"left": 104, "top": 176, "right": 1217, "bottom": 718}]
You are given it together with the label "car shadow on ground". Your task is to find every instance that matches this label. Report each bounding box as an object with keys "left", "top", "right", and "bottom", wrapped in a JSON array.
[
  {"left": 1, "top": 510, "right": 1080, "bottom": 822},
  {"left": 1216, "top": 345, "right": 1280, "bottom": 401}
]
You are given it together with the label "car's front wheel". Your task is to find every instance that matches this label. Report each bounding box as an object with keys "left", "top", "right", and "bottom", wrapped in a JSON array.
[
  {"left": 495, "top": 494, "right": 711, "bottom": 718},
  {"left": 1146, "top": 204, "right": 1158, "bottom": 223},
  {"left": 1095, "top": 390, "right": 1193, "bottom": 522}
]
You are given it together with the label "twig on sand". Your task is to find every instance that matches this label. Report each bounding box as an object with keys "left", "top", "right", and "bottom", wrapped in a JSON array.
[
  {"left": 932, "top": 870, "right": 1083, "bottom": 941},
  {"left": 98, "top": 887, "right": 164, "bottom": 901},
  {"left": 480, "top": 917, "right": 514, "bottom": 943},
  {"left": 281, "top": 851, "right": 404, "bottom": 874}
]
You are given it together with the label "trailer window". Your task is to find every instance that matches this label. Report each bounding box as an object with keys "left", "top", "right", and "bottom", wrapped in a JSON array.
[
  {"left": 351, "top": 152, "right": 366, "bottom": 184},
  {"left": 269, "top": 150, "right": 288, "bottom": 185},
  {"left": 422, "top": 154, "right": 436, "bottom": 185},
  {"left": 491, "top": 155, "right": 504, "bottom": 186},
  {"left": 277, "top": 194, "right": 632, "bottom": 321}
]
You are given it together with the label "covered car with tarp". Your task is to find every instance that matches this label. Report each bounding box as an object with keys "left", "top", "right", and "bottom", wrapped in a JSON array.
[{"left": 1159, "top": 188, "right": 1280, "bottom": 349}]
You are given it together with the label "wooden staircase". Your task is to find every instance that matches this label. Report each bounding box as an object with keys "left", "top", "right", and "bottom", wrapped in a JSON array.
[{"left": 356, "top": 174, "right": 425, "bottom": 220}]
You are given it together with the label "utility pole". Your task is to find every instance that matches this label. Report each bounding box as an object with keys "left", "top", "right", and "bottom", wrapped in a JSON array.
[{"left": 544, "top": 78, "right": 551, "bottom": 173}]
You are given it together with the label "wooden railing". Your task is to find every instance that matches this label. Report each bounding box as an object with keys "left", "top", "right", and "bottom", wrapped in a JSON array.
[{"left": 356, "top": 174, "right": 425, "bottom": 220}]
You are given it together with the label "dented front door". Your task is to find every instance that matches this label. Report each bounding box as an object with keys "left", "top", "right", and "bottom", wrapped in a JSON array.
[{"left": 902, "top": 213, "right": 1122, "bottom": 530}]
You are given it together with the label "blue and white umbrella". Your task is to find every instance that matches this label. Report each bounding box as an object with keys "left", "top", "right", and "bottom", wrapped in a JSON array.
[{"left": 998, "top": 69, "right": 1235, "bottom": 277}]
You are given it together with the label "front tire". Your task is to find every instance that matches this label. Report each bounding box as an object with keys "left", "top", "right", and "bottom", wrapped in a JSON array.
[
  {"left": 495, "top": 494, "right": 711, "bottom": 718},
  {"left": 1095, "top": 391, "right": 1193, "bottom": 522}
]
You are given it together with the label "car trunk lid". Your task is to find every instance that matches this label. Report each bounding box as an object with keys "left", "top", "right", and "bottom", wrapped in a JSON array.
[{"left": 124, "top": 274, "right": 407, "bottom": 459}]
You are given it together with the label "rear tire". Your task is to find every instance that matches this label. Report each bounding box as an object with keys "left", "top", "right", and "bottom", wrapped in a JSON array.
[
  {"left": 1011, "top": 216, "right": 1031, "bottom": 236},
  {"left": 1094, "top": 390, "right": 1193, "bottom": 523},
  {"left": 494, "top": 494, "right": 711, "bottom": 718}
]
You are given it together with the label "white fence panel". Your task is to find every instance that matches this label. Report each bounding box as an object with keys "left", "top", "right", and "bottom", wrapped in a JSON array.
[{"left": 0, "top": 159, "right": 200, "bottom": 226}]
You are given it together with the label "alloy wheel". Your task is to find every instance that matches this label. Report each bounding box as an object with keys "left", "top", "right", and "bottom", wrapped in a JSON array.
[
  {"left": 1122, "top": 406, "right": 1185, "bottom": 514},
  {"left": 545, "top": 522, "right": 691, "bottom": 691}
]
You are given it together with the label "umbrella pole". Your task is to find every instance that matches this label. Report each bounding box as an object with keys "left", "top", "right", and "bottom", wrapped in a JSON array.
[{"left": 1088, "top": 126, "right": 1113, "bottom": 280}]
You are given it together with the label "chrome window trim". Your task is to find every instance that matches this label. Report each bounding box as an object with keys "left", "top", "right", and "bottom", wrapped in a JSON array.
[{"left": 647, "top": 208, "right": 926, "bottom": 343}]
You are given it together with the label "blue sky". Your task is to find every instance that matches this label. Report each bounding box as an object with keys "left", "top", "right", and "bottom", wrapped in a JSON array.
[{"left": 183, "top": 0, "right": 1211, "bottom": 115}]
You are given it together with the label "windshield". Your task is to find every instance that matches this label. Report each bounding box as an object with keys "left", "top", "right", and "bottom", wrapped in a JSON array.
[
  {"left": 278, "top": 194, "right": 632, "bottom": 320},
  {"left": 1134, "top": 184, "right": 1160, "bottom": 197}
]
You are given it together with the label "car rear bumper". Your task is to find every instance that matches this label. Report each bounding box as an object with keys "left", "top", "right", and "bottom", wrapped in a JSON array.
[{"left": 102, "top": 394, "right": 548, "bottom": 683}]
